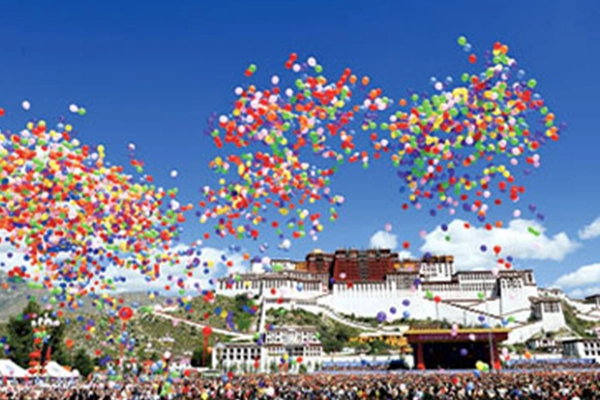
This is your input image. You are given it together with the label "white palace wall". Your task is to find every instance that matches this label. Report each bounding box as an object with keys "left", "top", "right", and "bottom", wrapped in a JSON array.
[
  {"left": 220, "top": 274, "right": 540, "bottom": 328},
  {"left": 216, "top": 258, "right": 576, "bottom": 343},
  {"left": 323, "top": 282, "right": 528, "bottom": 326}
]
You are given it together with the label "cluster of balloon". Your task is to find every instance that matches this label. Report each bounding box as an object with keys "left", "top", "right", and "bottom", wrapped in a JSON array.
[
  {"left": 475, "top": 360, "right": 490, "bottom": 372},
  {"left": 0, "top": 106, "right": 187, "bottom": 308},
  {"left": 0, "top": 34, "right": 562, "bottom": 375},
  {"left": 0, "top": 100, "right": 197, "bottom": 373},
  {"left": 501, "top": 347, "right": 511, "bottom": 362},
  {"left": 200, "top": 36, "right": 559, "bottom": 254},
  {"left": 28, "top": 314, "right": 59, "bottom": 376}
]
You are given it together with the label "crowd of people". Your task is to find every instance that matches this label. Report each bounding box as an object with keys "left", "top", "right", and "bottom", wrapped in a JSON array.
[
  {"left": 0, "top": 370, "right": 600, "bottom": 400},
  {"left": 505, "top": 360, "right": 597, "bottom": 370},
  {"left": 321, "top": 363, "right": 391, "bottom": 371}
]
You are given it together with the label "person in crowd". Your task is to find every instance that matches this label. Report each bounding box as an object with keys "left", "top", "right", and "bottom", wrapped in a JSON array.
[{"left": 0, "top": 369, "right": 598, "bottom": 399}]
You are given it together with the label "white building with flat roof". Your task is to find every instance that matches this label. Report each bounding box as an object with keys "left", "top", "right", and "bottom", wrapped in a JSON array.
[
  {"left": 211, "top": 325, "right": 323, "bottom": 373},
  {"left": 562, "top": 338, "right": 600, "bottom": 362}
]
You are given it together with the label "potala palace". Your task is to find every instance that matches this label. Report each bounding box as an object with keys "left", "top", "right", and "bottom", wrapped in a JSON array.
[{"left": 216, "top": 248, "right": 600, "bottom": 345}]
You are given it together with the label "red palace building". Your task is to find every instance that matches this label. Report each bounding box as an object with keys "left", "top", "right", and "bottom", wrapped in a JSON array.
[{"left": 305, "top": 248, "right": 402, "bottom": 284}]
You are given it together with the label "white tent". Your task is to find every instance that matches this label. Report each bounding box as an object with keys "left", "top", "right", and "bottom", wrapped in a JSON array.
[
  {"left": 0, "top": 359, "right": 28, "bottom": 378},
  {"left": 40, "top": 361, "right": 78, "bottom": 379}
]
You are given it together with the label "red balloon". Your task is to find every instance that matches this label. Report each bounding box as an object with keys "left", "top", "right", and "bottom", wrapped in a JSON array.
[
  {"left": 202, "top": 326, "right": 213, "bottom": 337},
  {"left": 118, "top": 307, "right": 134, "bottom": 321},
  {"left": 493, "top": 245, "right": 501, "bottom": 255},
  {"left": 434, "top": 295, "right": 441, "bottom": 303}
]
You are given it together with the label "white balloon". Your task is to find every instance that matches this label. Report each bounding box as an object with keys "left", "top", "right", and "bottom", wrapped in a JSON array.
[
  {"left": 69, "top": 104, "right": 79, "bottom": 113},
  {"left": 21, "top": 101, "right": 31, "bottom": 111}
]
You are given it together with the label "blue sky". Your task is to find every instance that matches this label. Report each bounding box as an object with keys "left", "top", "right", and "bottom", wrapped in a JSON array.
[{"left": 1, "top": 1, "right": 599, "bottom": 295}]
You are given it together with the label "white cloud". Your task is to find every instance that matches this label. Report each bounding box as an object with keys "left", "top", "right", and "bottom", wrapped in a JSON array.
[
  {"left": 569, "top": 286, "right": 600, "bottom": 299},
  {"left": 420, "top": 219, "right": 579, "bottom": 270},
  {"left": 108, "top": 245, "right": 249, "bottom": 294},
  {"left": 397, "top": 251, "right": 414, "bottom": 259},
  {"left": 554, "top": 263, "right": 600, "bottom": 289},
  {"left": 369, "top": 230, "right": 397, "bottom": 250},
  {"left": 0, "top": 230, "right": 249, "bottom": 295},
  {"left": 579, "top": 217, "right": 600, "bottom": 240},
  {"left": 0, "top": 237, "right": 28, "bottom": 270}
]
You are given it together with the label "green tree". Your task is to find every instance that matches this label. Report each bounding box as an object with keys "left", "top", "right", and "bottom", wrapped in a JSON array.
[
  {"left": 46, "top": 317, "right": 68, "bottom": 366},
  {"left": 191, "top": 347, "right": 210, "bottom": 367},
  {"left": 6, "top": 300, "right": 40, "bottom": 367},
  {"left": 72, "top": 348, "right": 94, "bottom": 378},
  {"left": 6, "top": 300, "right": 67, "bottom": 367},
  {"left": 269, "top": 361, "right": 278, "bottom": 373},
  {"left": 368, "top": 339, "right": 392, "bottom": 355}
]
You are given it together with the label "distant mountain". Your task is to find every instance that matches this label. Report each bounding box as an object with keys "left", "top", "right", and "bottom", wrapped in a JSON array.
[
  {"left": 0, "top": 272, "right": 168, "bottom": 320},
  {"left": 0, "top": 278, "right": 37, "bottom": 321}
]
